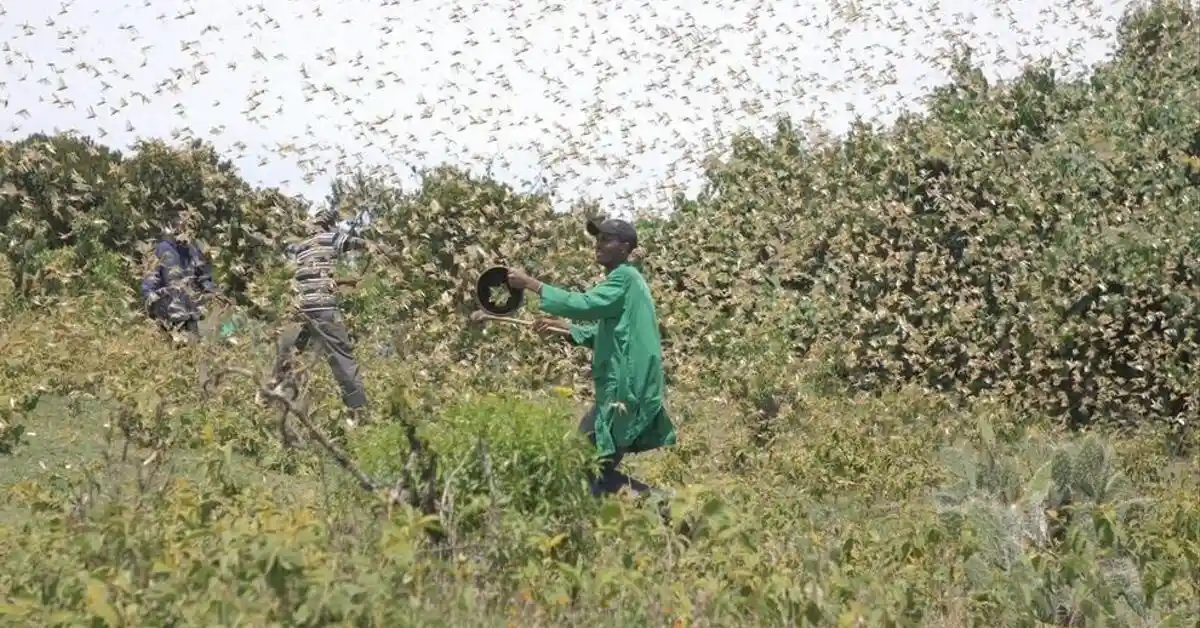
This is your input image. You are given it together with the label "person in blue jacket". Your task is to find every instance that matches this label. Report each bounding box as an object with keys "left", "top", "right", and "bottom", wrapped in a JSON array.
[{"left": 139, "top": 222, "right": 221, "bottom": 342}]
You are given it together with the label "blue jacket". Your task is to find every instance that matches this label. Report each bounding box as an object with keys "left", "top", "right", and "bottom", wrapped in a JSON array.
[{"left": 140, "top": 238, "right": 217, "bottom": 321}]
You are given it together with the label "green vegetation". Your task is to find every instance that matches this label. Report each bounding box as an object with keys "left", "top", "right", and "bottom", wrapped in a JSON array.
[{"left": 1, "top": 1, "right": 1198, "bottom": 625}]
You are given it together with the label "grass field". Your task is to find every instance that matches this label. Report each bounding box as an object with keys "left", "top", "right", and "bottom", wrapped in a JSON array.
[{"left": 1, "top": 300, "right": 1197, "bottom": 626}]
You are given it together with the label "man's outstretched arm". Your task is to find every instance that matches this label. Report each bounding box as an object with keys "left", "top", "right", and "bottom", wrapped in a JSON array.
[{"left": 534, "top": 270, "right": 629, "bottom": 322}]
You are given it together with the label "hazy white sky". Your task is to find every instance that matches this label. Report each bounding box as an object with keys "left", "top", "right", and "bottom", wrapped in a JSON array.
[{"left": 1, "top": 0, "right": 1133, "bottom": 213}]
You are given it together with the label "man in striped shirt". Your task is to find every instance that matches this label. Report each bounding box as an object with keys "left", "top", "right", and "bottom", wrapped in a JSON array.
[{"left": 271, "top": 207, "right": 374, "bottom": 424}]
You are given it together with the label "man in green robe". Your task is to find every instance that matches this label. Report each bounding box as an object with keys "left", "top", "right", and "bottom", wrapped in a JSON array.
[{"left": 506, "top": 217, "right": 677, "bottom": 498}]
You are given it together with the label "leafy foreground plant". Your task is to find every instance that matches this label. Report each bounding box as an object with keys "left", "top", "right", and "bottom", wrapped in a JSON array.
[
  {"left": 1, "top": 372, "right": 1197, "bottom": 627},
  {"left": 932, "top": 419, "right": 1166, "bottom": 626}
]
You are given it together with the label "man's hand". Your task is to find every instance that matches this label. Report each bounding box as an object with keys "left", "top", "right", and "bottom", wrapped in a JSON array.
[
  {"left": 506, "top": 267, "right": 541, "bottom": 293},
  {"left": 532, "top": 316, "right": 570, "bottom": 335}
]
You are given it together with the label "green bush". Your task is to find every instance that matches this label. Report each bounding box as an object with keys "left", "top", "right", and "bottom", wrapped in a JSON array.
[{"left": 353, "top": 392, "right": 598, "bottom": 528}]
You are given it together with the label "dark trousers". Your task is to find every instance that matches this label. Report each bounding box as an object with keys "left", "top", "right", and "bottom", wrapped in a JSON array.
[
  {"left": 272, "top": 308, "right": 368, "bottom": 409},
  {"left": 578, "top": 405, "right": 653, "bottom": 497}
]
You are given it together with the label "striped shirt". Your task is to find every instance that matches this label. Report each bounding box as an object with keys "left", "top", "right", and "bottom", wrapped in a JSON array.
[{"left": 288, "top": 230, "right": 363, "bottom": 312}]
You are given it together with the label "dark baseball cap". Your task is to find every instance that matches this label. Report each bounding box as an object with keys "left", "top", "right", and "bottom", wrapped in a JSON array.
[{"left": 586, "top": 217, "right": 638, "bottom": 248}]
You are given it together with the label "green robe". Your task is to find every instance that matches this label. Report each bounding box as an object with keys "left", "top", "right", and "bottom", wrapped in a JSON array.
[{"left": 538, "top": 262, "right": 677, "bottom": 458}]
